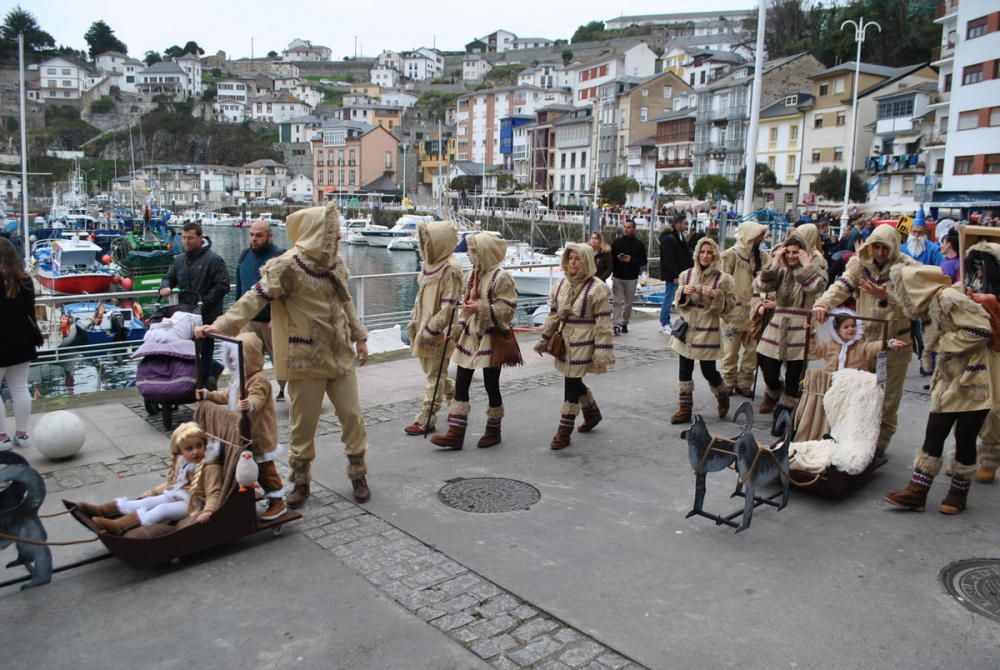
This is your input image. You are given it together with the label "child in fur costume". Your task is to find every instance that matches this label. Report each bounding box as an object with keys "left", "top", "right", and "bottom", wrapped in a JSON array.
[
  {"left": 884, "top": 255, "right": 1000, "bottom": 515},
  {"left": 794, "top": 310, "right": 905, "bottom": 441},
  {"left": 533, "top": 243, "right": 614, "bottom": 450},
  {"left": 73, "top": 422, "right": 222, "bottom": 535},
  {"left": 197, "top": 332, "right": 286, "bottom": 521}
]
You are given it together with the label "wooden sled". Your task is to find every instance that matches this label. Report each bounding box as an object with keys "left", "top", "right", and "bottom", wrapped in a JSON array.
[{"left": 789, "top": 455, "right": 888, "bottom": 497}]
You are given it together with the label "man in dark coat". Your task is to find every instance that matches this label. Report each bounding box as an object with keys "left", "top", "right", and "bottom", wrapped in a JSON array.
[
  {"left": 657, "top": 217, "right": 692, "bottom": 333},
  {"left": 610, "top": 219, "right": 647, "bottom": 334},
  {"left": 236, "top": 220, "right": 286, "bottom": 398},
  {"left": 159, "top": 222, "right": 230, "bottom": 388}
]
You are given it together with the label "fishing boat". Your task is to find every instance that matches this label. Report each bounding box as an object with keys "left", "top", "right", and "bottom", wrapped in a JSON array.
[
  {"left": 58, "top": 301, "right": 147, "bottom": 348},
  {"left": 33, "top": 238, "right": 115, "bottom": 294},
  {"left": 359, "top": 214, "right": 433, "bottom": 247}
]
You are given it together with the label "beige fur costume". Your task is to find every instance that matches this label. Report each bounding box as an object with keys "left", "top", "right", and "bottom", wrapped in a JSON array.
[
  {"left": 720, "top": 220, "right": 769, "bottom": 391},
  {"left": 212, "top": 204, "right": 368, "bottom": 488}
]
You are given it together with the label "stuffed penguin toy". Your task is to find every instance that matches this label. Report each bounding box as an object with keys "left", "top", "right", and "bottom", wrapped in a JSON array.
[{"left": 235, "top": 451, "right": 259, "bottom": 493}]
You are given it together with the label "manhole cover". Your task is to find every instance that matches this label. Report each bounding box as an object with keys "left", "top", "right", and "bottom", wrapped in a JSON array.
[
  {"left": 438, "top": 477, "right": 540, "bottom": 513},
  {"left": 940, "top": 558, "right": 1000, "bottom": 623}
]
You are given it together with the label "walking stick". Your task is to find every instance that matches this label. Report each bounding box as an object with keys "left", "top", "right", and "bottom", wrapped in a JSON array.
[{"left": 425, "top": 301, "right": 458, "bottom": 439}]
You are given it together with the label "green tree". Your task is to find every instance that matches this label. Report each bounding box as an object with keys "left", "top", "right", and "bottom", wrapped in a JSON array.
[
  {"left": 450, "top": 176, "right": 480, "bottom": 192},
  {"left": 810, "top": 167, "right": 868, "bottom": 203},
  {"left": 561, "top": 49, "right": 574, "bottom": 65},
  {"left": 0, "top": 6, "right": 55, "bottom": 57},
  {"left": 266, "top": 50, "right": 278, "bottom": 58},
  {"left": 182, "top": 40, "right": 205, "bottom": 56},
  {"left": 599, "top": 175, "right": 640, "bottom": 206},
  {"left": 571, "top": 20, "right": 606, "bottom": 44},
  {"left": 659, "top": 173, "right": 691, "bottom": 196},
  {"left": 735, "top": 162, "right": 779, "bottom": 197},
  {"left": 143, "top": 50, "right": 161, "bottom": 65},
  {"left": 692, "top": 174, "right": 736, "bottom": 201},
  {"left": 84, "top": 21, "right": 127, "bottom": 59}
]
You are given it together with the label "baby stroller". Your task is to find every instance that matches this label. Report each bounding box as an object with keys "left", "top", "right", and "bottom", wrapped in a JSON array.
[{"left": 133, "top": 291, "right": 203, "bottom": 429}]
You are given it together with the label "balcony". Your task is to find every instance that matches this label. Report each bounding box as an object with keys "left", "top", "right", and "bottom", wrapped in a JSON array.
[
  {"left": 656, "top": 157, "right": 693, "bottom": 169},
  {"left": 934, "top": 0, "right": 958, "bottom": 22},
  {"left": 725, "top": 137, "right": 745, "bottom": 152},
  {"left": 694, "top": 142, "right": 710, "bottom": 155},
  {"left": 931, "top": 42, "right": 955, "bottom": 63},
  {"left": 728, "top": 105, "right": 745, "bottom": 120}
]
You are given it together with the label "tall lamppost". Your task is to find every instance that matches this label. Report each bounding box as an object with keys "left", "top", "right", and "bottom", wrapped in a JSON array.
[{"left": 839, "top": 16, "right": 881, "bottom": 234}]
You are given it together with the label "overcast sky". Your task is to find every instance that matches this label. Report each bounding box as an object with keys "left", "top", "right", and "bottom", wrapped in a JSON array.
[{"left": 24, "top": 0, "right": 756, "bottom": 59}]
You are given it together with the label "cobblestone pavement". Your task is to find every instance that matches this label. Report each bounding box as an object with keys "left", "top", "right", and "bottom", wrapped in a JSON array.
[
  {"left": 44, "top": 453, "right": 645, "bottom": 669},
  {"left": 124, "top": 345, "right": 677, "bottom": 441}
]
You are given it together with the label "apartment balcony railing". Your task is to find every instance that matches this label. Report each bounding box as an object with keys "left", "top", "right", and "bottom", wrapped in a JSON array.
[
  {"left": 934, "top": 0, "right": 958, "bottom": 20},
  {"left": 693, "top": 142, "right": 710, "bottom": 155},
  {"left": 695, "top": 108, "right": 710, "bottom": 123},
  {"left": 725, "top": 137, "right": 746, "bottom": 152},
  {"left": 727, "top": 105, "right": 746, "bottom": 120},
  {"left": 656, "top": 157, "right": 693, "bottom": 169}
]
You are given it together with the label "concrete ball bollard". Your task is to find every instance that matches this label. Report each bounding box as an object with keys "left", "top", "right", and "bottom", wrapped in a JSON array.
[{"left": 34, "top": 410, "right": 87, "bottom": 460}]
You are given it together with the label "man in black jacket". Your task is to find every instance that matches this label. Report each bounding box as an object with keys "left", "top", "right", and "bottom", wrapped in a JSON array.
[
  {"left": 657, "top": 217, "right": 692, "bottom": 334},
  {"left": 159, "top": 222, "right": 230, "bottom": 388},
  {"left": 610, "top": 219, "right": 647, "bottom": 334}
]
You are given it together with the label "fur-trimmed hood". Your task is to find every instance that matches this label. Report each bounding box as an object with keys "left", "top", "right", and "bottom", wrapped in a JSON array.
[
  {"left": 796, "top": 223, "right": 821, "bottom": 253},
  {"left": 418, "top": 220, "right": 458, "bottom": 267},
  {"left": 235, "top": 331, "right": 264, "bottom": 377},
  {"left": 286, "top": 203, "right": 340, "bottom": 268},
  {"left": 735, "top": 220, "right": 768, "bottom": 252},
  {"left": 857, "top": 224, "right": 902, "bottom": 266},
  {"left": 467, "top": 232, "right": 506, "bottom": 272},
  {"left": 689, "top": 236, "right": 722, "bottom": 281},
  {"left": 561, "top": 242, "right": 597, "bottom": 284},
  {"left": 965, "top": 240, "right": 1000, "bottom": 264},
  {"left": 889, "top": 264, "right": 952, "bottom": 320}
]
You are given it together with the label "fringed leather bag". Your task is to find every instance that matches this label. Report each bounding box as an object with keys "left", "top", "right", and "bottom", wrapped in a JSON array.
[
  {"left": 546, "top": 322, "right": 567, "bottom": 362},
  {"left": 490, "top": 326, "right": 524, "bottom": 368}
]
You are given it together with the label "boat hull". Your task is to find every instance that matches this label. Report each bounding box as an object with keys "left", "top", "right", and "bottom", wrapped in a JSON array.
[{"left": 37, "top": 272, "right": 113, "bottom": 295}]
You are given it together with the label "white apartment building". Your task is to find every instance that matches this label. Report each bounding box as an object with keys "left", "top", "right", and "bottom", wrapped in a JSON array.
[
  {"left": 931, "top": 0, "right": 1000, "bottom": 210},
  {"left": 136, "top": 61, "right": 190, "bottom": 100},
  {"left": 370, "top": 66, "right": 399, "bottom": 88},
  {"left": 376, "top": 50, "right": 402, "bottom": 71},
  {"left": 517, "top": 63, "right": 572, "bottom": 90},
  {"left": 240, "top": 159, "right": 289, "bottom": 199},
  {"left": 288, "top": 83, "right": 322, "bottom": 109},
  {"left": 512, "top": 37, "right": 554, "bottom": 50},
  {"left": 463, "top": 54, "right": 493, "bottom": 82},
  {"left": 567, "top": 43, "right": 658, "bottom": 104},
  {"left": 403, "top": 53, "right": 440, "bottom": 81},
  {"left": 551, "top": 108, "right": 593, "bottom": 206},
  {"left": 175, "top": 53, "right": 204, "bottom": 98},
  {"left": 214, "top": 102, "right": 246, "bottom": 123},
  {"left": 250, "top": 92, "right": 311, "bottom": 124},
  {"left": 380, "top": 90, "right": 419, "bottom": 109},
  {"left": 755, "top": 93, "right": 812, "bottom": 211},
  {"left": 215, "top": 79, "right": 250, "bottom": 123},
  {"left": 455, "top": 86, "right": 572, "bottom": 164},
  {"left": 285, "top": 174, "right": 314, "bottom": 202},
  {"left": 39, "top": 56, "right": 94, "bottom": 100},
  {"left": 282, "top": 39, "right": 332, "bottom": 62}
]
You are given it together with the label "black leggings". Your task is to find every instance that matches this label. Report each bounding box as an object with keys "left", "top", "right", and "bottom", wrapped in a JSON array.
[
  {"left": 454, "top": 366, "right": 502, "bottom": 407},
  {"left": 564, "top": 377, "right": 588, "bottom": 403},
  {"left": 757, "top": 354, "right": 804, "bottom": 398},
  {"left": 921, "top": 410, "right": 989, "bottom": 465},
  {"left": 678, "top": 355, "right": 723, "bottom": 387}
]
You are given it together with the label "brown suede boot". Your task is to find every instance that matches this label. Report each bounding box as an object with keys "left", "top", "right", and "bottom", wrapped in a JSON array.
[
  {"left": 977, "top": 466, "right": 997, "bottom": 484},
  {"left": 430, "top": 400, "right": 469, "bottom": 450},
  {"left": 578, "top": 390, "right": 602, "bottom": 433},
  {"left": 711, "top": 383, "right": 730, "bottom": 419},
  {"left": 286, "top": 458, "right": 311, "bottom": 509},
  {"left": 93, "top": 511, "right": 140, "bottom": 535},
  {"left": 940, "top": 463, "right": 976, "bottom": 514},
  {"left": 550, "top": 402, "right": 579, "bottom": 450},
  {"left": 884, "top": 452, "right": 941, "bottom": 512},
  {"left": 759, "top": 387, "right": 780, "bottom": 415},
  {"left": 477, "top": 405, "right": 503, "bottom": 448},
  {"left": 670, "top": 381, "right": 694, "bottom": 425},
  {"left": 347, "top": 454, "right": 371, "bottom": 503},
  {"left": 257, "top": 461, "right": 287, "bottom": 521},
  {"left": 74, "top": 500, "right": 120, "bottom": 518}
]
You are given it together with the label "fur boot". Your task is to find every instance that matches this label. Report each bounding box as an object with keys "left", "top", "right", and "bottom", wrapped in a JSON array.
[
  {"left": 670, "top": 381, "right": 694, "bottom": 425},
  {"left": 347, "top": 454, "right": 371, "bottom": 504},
  {"left": 711, "top": 383, "right": 731, "bottom": 419},
  {"left": 477, "top": 405, "right": 504, "bottom": 448},
  {"left": 977, "top": 434, "right": 999, "bottom": 483},
  {"left": 550, "top": 402, "right": 580, "bottom": 450},
  {"left": 257, "top": 461, "right": 287, "bottom": 521},
  {"left": 771, "top": 393, "right": 799, "bottom": 437},
  {"left": 286, "top": 457, "right": 312, "bottom": 509},
  {"left": 578, "top": 389, "right": 602, "bottom": 433},
  {"left": 940, "top": 463, "right": 976, "bottom": 515},
  {"left": 74, "top": 500, "right": 120, "bottom": 518},
  {"left": 430, "top": 400, "right": 469, "bottom": 450},
  {"left": 884, "top": 452, "right": 942, "bottom": 512},
  {"left": 93, "top": 511, "right": 140, "bottom": 535},
  {"left": 759, "top": 387, "right": 780, "bottom": 414}
]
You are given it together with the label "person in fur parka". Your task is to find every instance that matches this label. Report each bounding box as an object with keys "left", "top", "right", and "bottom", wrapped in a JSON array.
[
  {"left": 720, "top": 219, "right": 769, "bottom": 396},
  {"left": 884, "top": 260, "right": 999, "bottom": 515},
  {"left": 431, "top": 232, "right": 518, "bottom": 451},
  {"left": 669, "top": 237, "right": 736, "bottom": 424},
  {"left": 199, "top": 203, "right": 371, "bottom": 507},
  {"left": 404, "top": 220, "right": 463, "bottom": 436},
  {"left": 533, "top": 243, "right": 615, "bottom": 449},
  {"left": 199, "top": 332, "right": 286, "bottom": 521},
  {"left": 753, "top": 231, "right": 827, "bottom": 427},
  {"left": 812, "top": 223, "right": 917, "bottom": 456}
]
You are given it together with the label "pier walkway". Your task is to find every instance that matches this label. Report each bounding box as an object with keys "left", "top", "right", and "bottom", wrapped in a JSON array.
[{"left": 2, "top": 318, "right": 998, "bottom": 669}]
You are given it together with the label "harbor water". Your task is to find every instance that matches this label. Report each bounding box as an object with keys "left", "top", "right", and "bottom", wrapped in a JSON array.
[{"left": 26, "top": 226, "right": 423, "bottom": 399}]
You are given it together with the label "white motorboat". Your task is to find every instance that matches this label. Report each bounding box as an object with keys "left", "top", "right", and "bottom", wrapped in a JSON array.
[
  {"left": 343, "top": 217, "right": 387, "bottom": 245},
  {"left": 359, "top": 214, "right": 433, "bottom": 247},
  {"left": 453, "top": 234, "right": 563, "bottom": 296},
  {"left": 387, "top": 236, "right": 418, "bottom": 251}
]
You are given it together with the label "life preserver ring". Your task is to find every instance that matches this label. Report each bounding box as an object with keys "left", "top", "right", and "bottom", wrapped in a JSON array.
[
  {"left": 132, "top": 302, "right": 144, "bottom": 320},
  {"left": 60, "top": 315, "right": 72, "bottom": 338}
]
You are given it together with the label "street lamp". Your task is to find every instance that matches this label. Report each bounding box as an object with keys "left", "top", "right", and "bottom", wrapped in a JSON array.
[
  {"left": 839, "top": 16, "right": 881, "bottom": 234},
  {"left": 400, "top": 142, "right": 408, "bottom": 201}
]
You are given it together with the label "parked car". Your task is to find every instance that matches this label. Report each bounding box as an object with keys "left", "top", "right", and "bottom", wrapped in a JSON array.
[{"left": 266, "top": 197, "right": 284, "bottom": 207}]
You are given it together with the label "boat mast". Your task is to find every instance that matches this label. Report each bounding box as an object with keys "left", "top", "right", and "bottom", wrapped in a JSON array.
[{"left": 18, "top": 33, "right": 29, "bottom": 262}]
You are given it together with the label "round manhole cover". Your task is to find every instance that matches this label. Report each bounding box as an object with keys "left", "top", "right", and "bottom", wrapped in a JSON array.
[
  {"left": 438, "top": 477, "right": 540, "bottom": 513},
  {"left": 940, "top": 558, "right": 1000, "bottom": 623}
]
